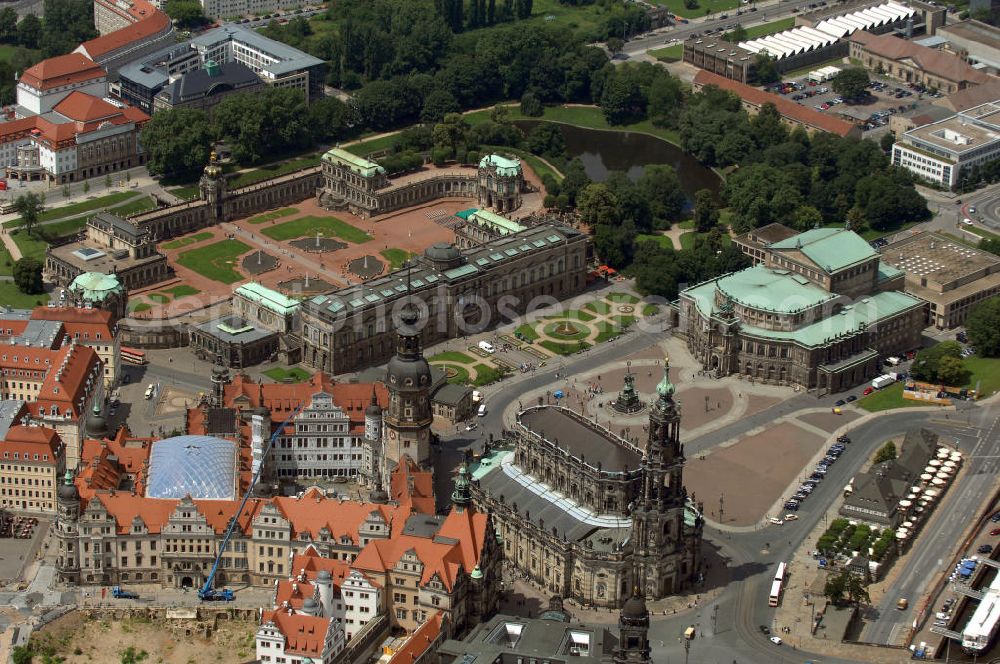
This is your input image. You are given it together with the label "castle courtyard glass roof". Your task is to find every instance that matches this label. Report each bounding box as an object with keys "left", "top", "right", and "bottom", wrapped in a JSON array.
[{"left": 146, "top": 435, "right": 237, "bottom": 500}]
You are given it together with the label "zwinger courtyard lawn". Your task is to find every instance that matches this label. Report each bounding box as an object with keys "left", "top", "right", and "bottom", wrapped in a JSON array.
[
  {"left": 261, "top": 215, "right": 372, "bottom": 244},
  {"left": 176, "top": 239, "right": 251, "bottom": 284}
]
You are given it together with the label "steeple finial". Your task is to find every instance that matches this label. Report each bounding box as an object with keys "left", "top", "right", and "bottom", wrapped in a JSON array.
[{"left": 656, "top": 356, "right": 674, "bottom": 400}]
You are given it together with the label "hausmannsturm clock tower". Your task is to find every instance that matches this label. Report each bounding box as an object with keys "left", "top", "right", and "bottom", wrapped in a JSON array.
[{"left": 383, "top": 300, "right": 433, "bottom": 470}]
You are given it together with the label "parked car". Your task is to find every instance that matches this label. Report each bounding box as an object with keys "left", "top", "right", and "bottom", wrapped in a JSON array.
[
  {"left": 990, "top": 527, "right": 1000, "bottom": 535},
  {"left": 769, "top": 636, "right": 783, "bottom": 645},
  {"left": 768, "top": 517, "right": 784, "bottom": 526},
  {"left": 784, "top": 514, "right": 799, "bottom": 521},
  {"left": 760, "top": 625, "right": 771, "bottom": 634},
  {"left": 785, "top": 501, "right": 800, "bottom": 511},
  {"left": 978, "top": 544, "right": 993, "bottom": 554},
  {"left": 846, "top": 395, "right": 857, "bottom": 402},
  {"left": 990, "top": 511, "right": 1000, "bottom": 522},
  {"left": 834, "top": 399, "right": 846, "bottom": 406}
]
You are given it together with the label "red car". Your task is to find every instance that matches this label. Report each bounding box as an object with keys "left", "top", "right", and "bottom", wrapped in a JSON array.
[
  {"left": 991, "top": 527, "right": 1000, "bottom": 536},
  {"left": 863, "top": 386, "right": 874, "bottom": 396}
]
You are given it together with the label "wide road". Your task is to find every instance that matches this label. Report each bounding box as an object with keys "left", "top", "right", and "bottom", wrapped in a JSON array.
[
  {"left": 622, "top": 0, "right": 826, "bottom": 57},
  {"left": 861, "top": 412, "right": 1000, "bottom": 644},
  {"left": 960, "top": 182, "right": 1000, "bottom": 232}
]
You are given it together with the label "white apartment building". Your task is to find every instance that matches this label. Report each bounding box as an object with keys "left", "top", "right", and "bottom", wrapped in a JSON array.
[
  {"left": 892, "top": 99, "right": 1000, "bottom": 188},
  {"left": 15, "top": 53, "right": 108, "bottom": 117},
  {"left": 341, "top": 570, "right": 381, "bottom": 641},
  {"left": 199, "top": 0, "right": 305, "bottom": 19}
]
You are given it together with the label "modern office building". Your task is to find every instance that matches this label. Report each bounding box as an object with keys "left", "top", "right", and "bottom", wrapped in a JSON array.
[
  {"left": 198, "top": 0, "right": 306, "bottom": 20},
  {"left": 678, "top": 228, "right": 926, "bottom": 394},
  {"left": 878, "top": 231, "right": 1000, "bottom": 329},
  {"left": 891, "top": 100, "right": 1000, "bottom": 188}
]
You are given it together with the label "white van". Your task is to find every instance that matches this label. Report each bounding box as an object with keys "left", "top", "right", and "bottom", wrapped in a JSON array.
[
  {"left": 144, "top": 384, "right": 155, "bottom": 400},
  {"left": 478, "top": 341, "right": 495, "bottom": 354},
  {"left": 477, "top": 404, "right": 487, "bottom": 417}
]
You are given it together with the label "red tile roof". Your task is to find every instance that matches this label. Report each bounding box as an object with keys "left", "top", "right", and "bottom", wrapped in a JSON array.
[
  {"left": 272, "top": 488, "right": 413, "bottom": 543},
  {"left": 390, "top": 458, "right": 435, "bottom": 515},
  {"left": 90, "top": 493, "right": 267, "bottom": 535},
  {"left": 388, "top": 612, "right": 444, "bottom": 664},
  {"left": 1, "top": 425, "right": 63, "bottom": 462},
  {"left": 53, "top": 92, "right": 125, "bottom": 123},
  {"left": 2, "top": 344, "right": 102, "bottom": 419},
  {"left": 31, "top": 306, "right": 116, "bottom": 344},
  {"left": 78, "top": 4, "right": 171, "bottom": 60},
  {"left": 260, "top": 609, "right": 332, "bottom": 658},
  {"left": 692, "top": 71, "right": 860, "bottom": 137},
  {"left": 78, "top": 429, "right": 154, "bottom": 499},
  {"left": 19, "top": 53, "right": 105, "bottom": 92}
]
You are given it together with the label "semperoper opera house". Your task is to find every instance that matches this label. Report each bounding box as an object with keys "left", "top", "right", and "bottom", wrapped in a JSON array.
[{"left": 680, "top": 227, "right": 926, "bottom": 394}]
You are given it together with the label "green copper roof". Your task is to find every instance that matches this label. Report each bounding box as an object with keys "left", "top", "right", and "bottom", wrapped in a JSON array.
[
  {"left": 656, "top": 359, "right": 674, "bottom": 398},
  {"left": 717, "top": 265, "right": 836, "bottom": 313},
  {"left": 769, "top": 228, "right": 876, "bottom": 274},
  {"left": 877, "top": 262, "right": 904, "bottom": 282},
  {"left": 236, "top": 282, "right": 300, "bottom": 316},
  {"left": 469, "top": 209, "right": 526, "bottom": 235},
  {"left": 479, "top": 153, "right": 521, "bottom": 177},
  {"left": 69, "top": 272, "right": 122, "bottom": 300},
  {"left": 322, "top": 147, "right": 385, "bottom": 178},
  {"left": 685, "top": 276, "right": 923, "bottom": 348}
]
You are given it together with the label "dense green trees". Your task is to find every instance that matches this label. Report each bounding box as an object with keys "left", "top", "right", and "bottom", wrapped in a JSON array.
[
  {"left": 633, "top": 232, "right": 750, "bottom": 299},
  {"left": 39, "top": 0, "right": 97, "bottom": 57},
  {"left": 164, "top": 0, "right": 210, "bottom": 29},
  {"left": 693, "top": 188, "right": 719, "bottom": 232},
  {"left": 966, "top": 297, "right": 1000, "bottom": 357},
  {"left": 596, "top": 62, "right": 682, "bottom": 127},
  {"left": 638, "top": 165, "right": 685, "bottom": 227},
  {"left": 831, "top": 67, "right": 871, "bottom": 101},
  {"left": 140, "top": 108, "right": 214, "bottom": 180},
  {"left": 213, "top": 88, "right": 310, "bottom": 163},
  {"left": 911, "top": 341, "right": 964, "bottom": 384},
  {"left": 13, "top": 258, "right": 43, "bottom": 295},
  {"left": 13, "top": 192, "right": 42, "bottom": 237}
]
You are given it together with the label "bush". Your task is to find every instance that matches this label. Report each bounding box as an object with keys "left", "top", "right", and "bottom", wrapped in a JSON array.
[
  {"left": 520, "top": 91, "right": 543, "bottom": 117},
  {"left": 873, "top": 441, "right": 897, "bottom": 464}
]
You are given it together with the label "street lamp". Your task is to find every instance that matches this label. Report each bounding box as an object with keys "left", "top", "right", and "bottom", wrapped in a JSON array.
[{"left": 683, "top": 637, "right": 691, "bottom": 664}]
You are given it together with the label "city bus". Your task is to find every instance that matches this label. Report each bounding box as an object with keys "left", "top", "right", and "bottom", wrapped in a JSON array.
[
  {"left": 768, "top": 562, "right": 787, "bottom": 607},
  {"left": 121, "top": 347, "right": 148, "bottom": 365}
]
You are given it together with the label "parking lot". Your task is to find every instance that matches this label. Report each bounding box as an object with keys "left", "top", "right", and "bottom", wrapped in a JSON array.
[{"left": 766, "top": 71, "right": 944, "bottom": 134}]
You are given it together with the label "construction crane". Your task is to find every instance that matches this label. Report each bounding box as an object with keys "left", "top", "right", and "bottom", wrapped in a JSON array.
[{"left": 199, "top": 404, "right": 303, "bottom": 602}]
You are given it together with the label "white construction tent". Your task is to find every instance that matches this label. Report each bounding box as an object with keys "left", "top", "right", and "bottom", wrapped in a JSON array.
[
  {"left": 806, "top": 65, "right": 842, "bottom": 81},
  {"left": 738, "top": 1, "right": 915, "bottom": 62}
]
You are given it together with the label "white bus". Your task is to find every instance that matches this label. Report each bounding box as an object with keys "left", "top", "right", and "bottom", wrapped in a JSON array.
[
  {"left": 774, "top": 562, "right": 787, "bottom": 582},
  {"left": 769, "top": 562, "right": 787, "bottom": 607}
]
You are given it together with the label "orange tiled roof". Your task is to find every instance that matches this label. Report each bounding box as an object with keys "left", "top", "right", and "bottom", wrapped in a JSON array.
[
  {"left": 19, "top": 53, "right": 105, "bottom": 92},
  {"left": 388, "top": 612, "right": 444, "bottom": 664},
  {"left": 0, "top": 117, "right": 39, "bottom": 141},
  {"left": 89, "top": 492, "right": 267, "bottom": 535},
  {"left": 32, "top": 306, "right": 116, "bottom": 345},
  {"left": 290, "top": 545, "right": 351, "bottom": 585},
  {"left": 390, "top": 458, "right": 435, "bottom": 515},
  {"left": 261, "top": 609, "right": 331, "bottom": 658},
  {"left": 272, "top": 488, "right": 413, "bottom": 543},
  {"left": 53, "top": 92, "right": 125, "bottom": 123},
  {"left": 692, "top": 71, "right": 859, "bottom": 137},
  {"left": 850, "top": 31, "right": 994, "bottom": 86},
  {"left": 1, "top": 425, "right": 63, "bottom": 462},
  {"left": 2, "top": 344, "right": 102, "bottom": 419},
  {"left": 78, "top": 429, "right": 154, "bottom": 499},
  {"left": 353, "top": 534, "right": 466, "bottom": 591},
  {"left": 437, "top": 507, "right": 490, "bottom": 576},
  {"left": 78, "top": 0, "right": 170, "bottom": 59}
]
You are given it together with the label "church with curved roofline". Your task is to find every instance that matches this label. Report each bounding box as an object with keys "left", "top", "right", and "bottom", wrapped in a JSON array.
[
  {"left": 469, "top": 361, "right": 704, "bottom": 608},
  {"left": 678, "top": 227, "right": 926, "bottom": 394}
]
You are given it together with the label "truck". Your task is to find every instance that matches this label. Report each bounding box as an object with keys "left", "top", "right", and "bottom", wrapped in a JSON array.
[
  {"left": 111, "top": 586, "right": 138, "bottom": 599},
  {"left": 871, "top": 374, "right": 896, "bottom": 390},
  {"left": 199, "top": 588, "right": 235, "bottom": 601}
]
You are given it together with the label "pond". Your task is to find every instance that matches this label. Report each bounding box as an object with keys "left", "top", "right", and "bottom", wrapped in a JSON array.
[{"left": 515, "top": 120, "right": 721, "bottom": 202}]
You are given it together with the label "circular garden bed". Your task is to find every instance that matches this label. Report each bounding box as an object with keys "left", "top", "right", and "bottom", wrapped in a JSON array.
[{"left": 543, "top": 320, "right": 591, "bottom": 341}]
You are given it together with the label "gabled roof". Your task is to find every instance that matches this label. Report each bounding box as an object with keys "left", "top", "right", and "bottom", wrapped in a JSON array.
[
  {"left": 388, "top": 611, "right": 444, "bottom": 664},
  {"left": 19, "top": 53, "right": 105, "bottom": 92},
  {"left": 260, "top": 610, "right": 331, "bottom": 657},
  {"left": 390, "top": 458, "right": 435, "bottom": 515},
  {"left": 53, "top": 92, "right": 125, "bottom": 123},
  {"left": 849, "top": 30, "right": 994, "bottom": 86},
  {"left": 769, "top": 228, "right": 876, "bottom": 273},
  {"left": 272, "top": 489, "right": 412, "bottom": 543},
  {"left": 76, "top": 0, "right": 171, "bottom": 60},
  {"left": 1, "top": 425, "right": 63, "bottom": 461},
  {"left": 89, "top": 493, "right": 267, "bottom": 535},
  {"left": 692, "top": 70, "right": 860, "bottom": 137}
]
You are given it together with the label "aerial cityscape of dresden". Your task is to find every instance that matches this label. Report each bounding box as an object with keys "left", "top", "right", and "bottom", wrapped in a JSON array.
[{"left": 0, "top": 0, "right": 999, "bottom": 662}]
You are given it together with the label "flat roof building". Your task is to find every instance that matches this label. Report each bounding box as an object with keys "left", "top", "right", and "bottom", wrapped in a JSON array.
[
  {"left": 937, "top": 20, "right": 1000, "bottom": 73},
  {"left": 878, "top": 231, "right": 1000, "bottom": 329},
  {"left": 891, "top": 99, "right": 1000, "bottom": 188}
]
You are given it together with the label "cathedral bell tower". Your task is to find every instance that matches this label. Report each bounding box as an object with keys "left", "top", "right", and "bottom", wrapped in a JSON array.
[
  {"left": 383, "top": 298, "right": 433, "bottom": 469},
  {"left": 614, "top": 591, "right": 652, "bottom": 664},
  {"left": 56, "top": 471, "right": 81, "bottom": 583},
  {"left": 631, "top": 357, "right": 694, "bottom": 597}
]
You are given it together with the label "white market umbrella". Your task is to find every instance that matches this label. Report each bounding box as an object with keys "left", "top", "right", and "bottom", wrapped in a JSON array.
[
  {"left": 932, "top": 477, "right": 946, "bottom": 486},
  {"left": 920, "top": 473, "right": 934, "bottom": 481},
  {"left": 924, "top": 465, "right": 937, "bottom": 474},
  {"left": 950, "top": 453, "right": 962, "bottom": 462},
  {"left": 943, "top": 460, "right": 957, "bottom": 468},
  {"left": 937, "top": 449, "right": 950, "bottom": 459},
  {"left": 938, "top": 466, "right": 954, "bottom": 476},
  {"left": 925, "top": 488, "right": 940, "bottom": 497},
  {"left": 896, "top": 530, "right": 909, "bottom": 539},
  {"left": 911, "top": 485, "right": 923, "bottom": 493},
  {"left": 899, "top": 500, "right": 913, "bottom": 508},
  {"left": 902, "top": 520, "right": 914, "bottom": 528},
  {"left": 907, "top": 493, "right": 919, "bottom": 500},
  {"left": 929, "top": 459, "right": 942, "bottom": 467}
]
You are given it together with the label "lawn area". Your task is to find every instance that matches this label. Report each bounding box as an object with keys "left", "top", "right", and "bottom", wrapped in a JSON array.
[
  {"left": 612, "top": 315, "right": 637, "bottom": 327},
  {"left": 540, "top": 339, "right": 591, "bottom": 355},
  {"left": 262, "top": 216, "right": 372, "bottom": 244},
  {"left": 249, "top": 207, "right": 299, "bottom": 225},
  {"left": 4, "top": 192, "right": 137, "bottom": 228},
  {"left": 648, "top": 43, "right": 683, "bottom": 62},
  {"left": 11, "top": 230, "right": 49, "bottom": 262},
  {"left": 466, "top": 104, "right": 682, "bottom": 148},
  {"left": 0, "top": 45, "right": 39, "bottom": 63},
  {"left": 607, "top": 292, "right": 640, "bottom": 304},
  {"left": 859, "top": 383, "right": 940, "bottom": 412},
  {"left": 637, "top": 233, "right": 676, "bottom": 249},
  {"left": 441, "top": 364, "right": 471, "bottom": 384},
  {"left": 594, "top": 321, "right": 622, "bottom": 343},
  {"left": 228, "top": 154, "right": 323, "bottom": 189},
  {"left": 37, "top": 217, "right": 88, "bottom": 239},
  {"left": 554, "top": 308, "right": 596, "bottom": 322},
  {"left": 148, "top": 293, "right": 170, "bottom": 304},
  {"left": 584, "top": 300, "right": 612, "bottom": 315},
  {"left": 472, "top": 364, "right": 505, "bottom": 386},
  {"left": 109, "top": 195, "right": 156, "bottom": 218},
  {"left": 965, "top": 225, "right": 1000, "bottom": 243},
  {"left": 263, "top": 367, "right": 313, "bottom": 383},
  {"left": 651, "top": 0, "right": 739, "bottom": 18},
  {"left": 175, "top": 239, "right": 251, "bottom": 284},
  {"left": 481, "top": 145, "right": 563, "bottom": 182},
  {"left": 167, "top": 185, "right": 201, "bottom": 201},
  {"left": 161, "top": 231, "right": 214, "bottom": 250},
  {"left": 543, "top": 320, "right": 590, "bottom": 340},
  {"left": 680, "top": 230, "right": 732, "bottom": 250},
  {"left": 859, "top": 221, "right": 921, "bottom": 242},
  {"left": 515, "top": 323, "right": 540, "bottom": 341},
  {"left": 642, "top": 304, "right": 660, "bottom": 316},
  {"left": 345, "top": 134, "right": 401, "bottom": 159},
  {"left": 163, "top": 284, "right": 201, "bottom": 298},
  {"left": 0, "top": 281, "right": 48, "bottom": 308},
  {"left": 380, "top": 248, "right": 414, "bottom": 270},
  {"left": 964, "top": 356, "right": 1000, "bottom": 398},
  {"left": 742, "top": 17, "right": 795, "bottom": 39},
  {"left": 429, "top": 351, "right": 476, "bottom": 364},
  {"left": 129, "top": 302, "right": 151, "bottom": 313},
  {"left": 0, "top": 245, "right": 13, "bottom": 277}
]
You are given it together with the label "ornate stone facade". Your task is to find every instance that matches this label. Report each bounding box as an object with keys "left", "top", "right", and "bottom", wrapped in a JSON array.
[{"left": 470, "top": 362, "right": 703, "bottom": 608}]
